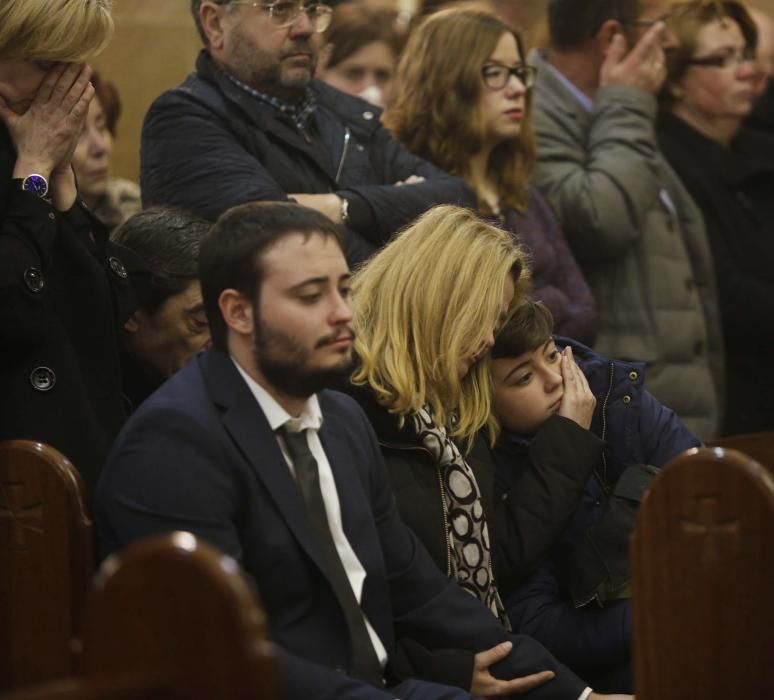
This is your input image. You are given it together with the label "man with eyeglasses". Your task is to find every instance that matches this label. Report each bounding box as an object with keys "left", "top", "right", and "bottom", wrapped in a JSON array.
[
  {"left": 139, "top": 0, "right": 475, "bottom": 264},
  {"left": 527, "top": 0, "right": 724, "bottom": 443}
]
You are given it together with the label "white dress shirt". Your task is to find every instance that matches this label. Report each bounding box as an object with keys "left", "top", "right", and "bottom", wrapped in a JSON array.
[{"left": 232, "top": 358, "right": 388, "bottom": 668}]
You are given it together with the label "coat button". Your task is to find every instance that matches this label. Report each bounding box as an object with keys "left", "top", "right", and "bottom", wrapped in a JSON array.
[
  {"left": 108, "top": 256, "right": 128, "bottom": 279},
  {"left": 23, "top": 267, "right": 45, "bottom": 293},
  {"left": 30, "top": 366, "right": 56, "bottom": 392},
  {"left": 48, "top": 212, "right": 55, "bottom": 220},
  {"left": 622, "top": 395, "right": 632, "bottom": 405},
  {"left": 362, "top": 110, "right": 374, "bottom": 120},
  {"left": 628, "top": 370, "right": 638, "bottom": 381},
  {"left": 356, "top": 143, "right": 364, "bottom": 151}
]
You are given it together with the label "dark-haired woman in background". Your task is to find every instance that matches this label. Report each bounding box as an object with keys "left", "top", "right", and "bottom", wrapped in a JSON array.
[
  {"left": 384, "top": 7, "right": 598, "bottom": 345},
  {"left": 317, "top": 2, "right": 405, "bottom": 108},
  {"left": 71, "top": 70, "right": 141, "bottom": 232},
  {"left": 658, "top": 0, "right": 774, "bottom": 434}
]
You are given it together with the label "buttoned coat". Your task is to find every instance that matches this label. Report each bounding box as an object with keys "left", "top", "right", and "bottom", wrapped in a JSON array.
[
  {"left": 96, "top": 349, "right": 587, "bottom": 700},
  {"left": 0, "top": 125, "right": 135, "bottom": 493},
  {"left": 529, "top": 50, "right": 724, "bottom": 439}
]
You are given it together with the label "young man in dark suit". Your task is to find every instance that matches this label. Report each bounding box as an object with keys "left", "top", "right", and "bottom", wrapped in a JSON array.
[{"left": 97, "top": 201, "right": 626, "bottom": 700}]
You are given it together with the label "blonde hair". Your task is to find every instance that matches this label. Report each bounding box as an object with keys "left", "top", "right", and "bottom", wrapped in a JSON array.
[
  {"left": 0, "top": 0, "right": 113, "bottom": 62},
  {"left": 383, "top": 7, "right": 536, "bottom": 215},
  {"left": 351, "top": 205, "right": 530, "bottom": 449}
]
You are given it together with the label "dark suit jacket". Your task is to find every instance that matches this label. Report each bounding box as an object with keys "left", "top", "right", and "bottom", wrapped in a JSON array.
[{"left": 96, "top": 349, "right": 585, "bottom": 699}]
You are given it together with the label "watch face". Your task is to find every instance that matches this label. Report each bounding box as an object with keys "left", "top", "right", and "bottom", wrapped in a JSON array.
[{"left": 22, "top": 174, "right": 49, "bottom": 197}]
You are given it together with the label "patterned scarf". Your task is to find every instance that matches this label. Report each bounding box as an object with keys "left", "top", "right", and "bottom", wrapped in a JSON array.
[{"left": 411, "top": 406, "right": 511, "bottom": 629}]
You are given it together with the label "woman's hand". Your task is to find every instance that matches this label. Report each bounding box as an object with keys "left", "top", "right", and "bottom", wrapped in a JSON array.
[
  {"left": 557, "top": 346, "right": 596, "bottom": 430},
  {"left": 0, "top": 62, "right": 94, "bottom": 209},
  {"left": 470, "top": 641, "right": 555, "bottom": 697}
]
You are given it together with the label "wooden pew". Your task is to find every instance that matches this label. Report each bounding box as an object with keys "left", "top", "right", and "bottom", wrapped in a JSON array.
[
  {"left": 0, "top": 532, "right": 276, "bottom": 699},
  {"left": 707, "top": 431, "right": 774, "bottom": 472},
  {"left": 0, "top": 441, "right": 94, "bottom": 690},
  {"left": 631, "top": 447, "right": 774, "bottom": 699}
]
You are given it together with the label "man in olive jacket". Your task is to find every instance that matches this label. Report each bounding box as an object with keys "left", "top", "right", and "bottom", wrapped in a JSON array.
[
  {"left": 140, "top": 1, "right": 474, "bottom": 264},
  {"left": 529, "top": 0, "right": 724, "bottom": 439}
]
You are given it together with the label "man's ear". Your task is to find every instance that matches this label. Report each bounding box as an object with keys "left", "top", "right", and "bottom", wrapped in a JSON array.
[
  {"left": 200, "top": 1, "right": 229, "bottom": 52},
  {"left": 219, "top": 289, "right": 255, "bottom": 337},
  {"left": 124, "top": 312, "right": 140, "bottom": 334},
  {"left": 596, "top": 19, "right": 627, "bottom": 57}
]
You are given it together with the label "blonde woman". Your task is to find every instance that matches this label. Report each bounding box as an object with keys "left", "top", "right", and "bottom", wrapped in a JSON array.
[
  {"left": 384, "top": 8, "right": 597, "bottom": 345},
  {"left": 349, "top": 205, "right": 598, "bottom": 696},
  {"left": 0, "top": 0, "right": 136, "bottom": 492}
]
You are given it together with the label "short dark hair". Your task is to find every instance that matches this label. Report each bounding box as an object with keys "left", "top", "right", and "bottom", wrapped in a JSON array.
[
  {"left": 492, "top": 301, "right": 555, "bottom": 360},
  {"left": 190, "top": 0, "right": 230, "bottom": 45},
  {"left": 323, "top": 3, "right": 404, "bottom": 69},
  {"left": 200, "top": 201, "right": 344, "bottom": 351},
  {"left": 91, "top": 69, "right": 121, "bottom": 136},
  {"left": 112, "top": 208, "right": 211, "bottom": 315},
  {"left": 548, "top": 0, "right": 639, "bottom": 50}
]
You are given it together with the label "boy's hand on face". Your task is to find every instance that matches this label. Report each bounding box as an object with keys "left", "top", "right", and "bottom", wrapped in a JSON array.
[{"left": 557, "top": 346, "right": 596, "bottom": 429}]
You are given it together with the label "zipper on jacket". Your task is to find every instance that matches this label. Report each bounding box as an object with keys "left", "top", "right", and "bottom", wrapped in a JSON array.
[
  {"left": 380, "top": 437, "right": 453, "bottom": 577},
  {"left": 596, "top": 361, "right": 616, "bottom": 495},
  {"left": 435, "top": 466, "right": 453, "bottom": 577},
  {"left": 335, "top": 127, "right": 351, "bottom": 184}
]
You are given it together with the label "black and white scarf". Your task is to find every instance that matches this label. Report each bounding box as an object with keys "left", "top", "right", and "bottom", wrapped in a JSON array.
[{"left": 411, "top": 406, "right": 510, "bottom": 629}]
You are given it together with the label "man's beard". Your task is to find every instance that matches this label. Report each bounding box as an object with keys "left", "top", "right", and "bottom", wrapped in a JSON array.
[
  {"left": 253, "top": 320, "right": 355, "bottom": 399},
  {"left": 229, "top": 26, "right": 316, "bottom": 100}
]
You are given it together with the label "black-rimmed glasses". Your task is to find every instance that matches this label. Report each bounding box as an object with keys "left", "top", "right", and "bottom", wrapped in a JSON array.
[
  {"left": 481, "top": 64, "right": 537, "bottom": 90},
  {"left": 685, "top": 47, "right": 756, "bottom": 69},
  {"left": 229, "top": 1, "right": 333, "bottom": 32}
]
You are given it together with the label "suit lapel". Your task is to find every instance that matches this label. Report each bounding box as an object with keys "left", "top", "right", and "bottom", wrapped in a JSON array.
[{"left": 201, "top": 350, "right": 328, "bottom": 574}]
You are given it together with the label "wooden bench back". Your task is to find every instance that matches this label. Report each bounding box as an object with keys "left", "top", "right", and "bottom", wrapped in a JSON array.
[
  {"left": 0, "top": 533, "right": 276, "bottom": 699},
  {"left": 0, "top": 440, "right": 93, "bottom": 690},
  {"left": 707, "top": 431, "right": 774, "bottom": 473},
  {"left": 631, "top": 447, "right": 774, "bottom": 699}
]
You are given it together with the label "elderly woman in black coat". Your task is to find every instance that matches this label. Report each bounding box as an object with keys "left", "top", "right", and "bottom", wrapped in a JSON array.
[
  {"left": 0, "top": 0, "right": 136, "bottom": 492},
  {"left": 658, "top": 0, "right": 774, "bottom": 436}
]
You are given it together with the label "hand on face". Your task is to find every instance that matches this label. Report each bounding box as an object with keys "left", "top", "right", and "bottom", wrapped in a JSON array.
[
  {"left": 556, "top": 346, "right": 596, "bottom": 430},
  {"left": 0, "top": 62, "right": 94, "bottom": 180},
  {"left": 600, "top": 21, "right": 668, "bottom": 95}
]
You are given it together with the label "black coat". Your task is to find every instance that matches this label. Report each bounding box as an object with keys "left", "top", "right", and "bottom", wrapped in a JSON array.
[
  {"left": 141, "top": 51, "right": 475, "bottom": 264},
  {"left": 350, "top": 385, "right": 591, "bottom": 689},
  {"left": 0, "top": 125, "right": 136, "bottom": 493},
  {"left": 657, "top": 112, "right": 774, "bottom": 434}
]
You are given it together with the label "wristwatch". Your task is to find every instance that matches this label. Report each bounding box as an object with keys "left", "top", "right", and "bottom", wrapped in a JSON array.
[{"left": 21, "top": 173, "right": 49, "bottom": 198}]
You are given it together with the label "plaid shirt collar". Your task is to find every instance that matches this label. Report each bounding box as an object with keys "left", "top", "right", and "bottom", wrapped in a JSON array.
[{"left": 223, "top": 70, "right": 317, "bottom": 131}]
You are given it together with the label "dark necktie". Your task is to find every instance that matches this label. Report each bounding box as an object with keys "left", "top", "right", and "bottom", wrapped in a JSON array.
[{"left": 279, "top": 426, "right": 384, "bottom": 686}]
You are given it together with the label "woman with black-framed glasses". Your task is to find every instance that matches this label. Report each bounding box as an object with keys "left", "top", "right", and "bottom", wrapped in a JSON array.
[
  {"left": 658, "top": 0, "right": 774, "bottom": 436},
  {"left": 384, "top": 7, "right": 598, "bottom": 347}
]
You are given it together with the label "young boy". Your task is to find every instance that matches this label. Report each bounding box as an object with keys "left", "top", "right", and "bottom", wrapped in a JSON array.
[{"left": 490, "top": 301, "right": 699, "bottom": 693}]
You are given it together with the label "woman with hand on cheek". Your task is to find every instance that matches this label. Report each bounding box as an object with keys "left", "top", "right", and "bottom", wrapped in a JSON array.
[{"left": 0, "top": 0, "right": 138, "bottom": 494}]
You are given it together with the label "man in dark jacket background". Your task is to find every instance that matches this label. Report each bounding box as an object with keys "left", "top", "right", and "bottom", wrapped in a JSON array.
[{"left": 140, "top": 0, "right": 475, "bottom": 264}]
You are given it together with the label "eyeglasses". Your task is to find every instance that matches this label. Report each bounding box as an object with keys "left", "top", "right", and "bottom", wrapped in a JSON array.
[
  {"left": 624, "top": 11, "right": 673, "bottom": 28},
  {"left": 229, "top": 1, "right": 333, "bottom": 32},
  {"left": 686, "top": 47, "right": 756, "bottom": 70},
  {"left": 481, "top": 64, "right": 537, "bottom": 91}
]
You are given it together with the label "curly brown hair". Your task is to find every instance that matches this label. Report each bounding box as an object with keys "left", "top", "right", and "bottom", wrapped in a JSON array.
[{"left": 383, "top": 7, "right": 536, "bottom": 215}]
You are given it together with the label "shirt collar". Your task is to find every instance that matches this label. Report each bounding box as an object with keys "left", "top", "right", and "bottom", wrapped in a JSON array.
[
  {"left": 231, "top": 356, "right": 323, "bottom": 433},
  {"left": 542, "top": 59, "right": 594, "bottom": 113},
  {"left": 221, "top": 68, "right": 318, "bottom": 131}
]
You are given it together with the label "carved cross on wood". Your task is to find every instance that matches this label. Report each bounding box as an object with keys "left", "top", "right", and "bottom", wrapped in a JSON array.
[
  {"left": 0, "top": 481, "right": 44, "bottom": 551},
  {"left": 681, "top": 495, "right": 739, "bottom": 564}
]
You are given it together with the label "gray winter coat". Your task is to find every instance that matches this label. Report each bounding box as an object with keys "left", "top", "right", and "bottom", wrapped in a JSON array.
[{"left": 528, "top": 50, "right": 724, "bottom": 439}]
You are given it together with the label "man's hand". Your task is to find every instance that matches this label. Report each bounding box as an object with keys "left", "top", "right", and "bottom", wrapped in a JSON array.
[
  {"left": 599, "top": 21, "right": 668, "bottom": 95},
  {"left": 289, "top": 193, "right": 343, "bottom": 224},
  {"left": 557, "top": 346, "right": 596, "bottom": 429},
  {"left": 470, "top": 641, "right": 555, "bottom": 697},
  {"left": 0, "top": 62, "right": 94, "bottom": 189},
  {"left": 394, "top": 175, "right": 425, "bottom": 186}
]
